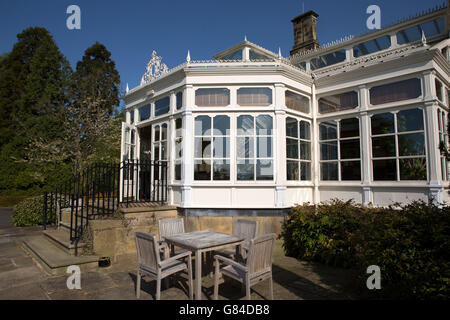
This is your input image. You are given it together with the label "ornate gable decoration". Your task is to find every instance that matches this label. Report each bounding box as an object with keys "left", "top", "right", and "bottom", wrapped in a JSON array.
[{"left": 140, "top": 50, "right": 169, "bottom": 85}]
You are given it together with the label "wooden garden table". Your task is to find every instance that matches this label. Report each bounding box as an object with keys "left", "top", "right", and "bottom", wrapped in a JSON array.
[{"left": 164, "top": 230, "right": 244, "bottom": 300}]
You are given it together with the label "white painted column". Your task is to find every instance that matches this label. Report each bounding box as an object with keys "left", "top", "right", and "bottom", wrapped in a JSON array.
[
  {"left": 181, "top": 85, "right": 194, "bottom": 207},
  {"left": 311, "top": 83, "right": 320, "bottom": 204},
  {"left": 423, "top": 71, "right": 443, "bottom": 204},
  {"left": 359, "top": 85, "right": 372, "bottom": 206},
  {"left": 274, "top": 83, "right": 287, "bottom": 208}
]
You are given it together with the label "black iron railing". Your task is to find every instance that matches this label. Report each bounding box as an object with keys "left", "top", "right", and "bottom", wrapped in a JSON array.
[{"left": 43, "top": 160, "right": 168, "bottom": 244}]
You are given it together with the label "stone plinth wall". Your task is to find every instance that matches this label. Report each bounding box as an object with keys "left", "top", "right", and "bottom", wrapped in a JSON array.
[
  {"left": 89, "top": 208, "right": 286, "bottom": 263},
  {"left": 89, "top": 208, "right": 178, "bottom": 262}
]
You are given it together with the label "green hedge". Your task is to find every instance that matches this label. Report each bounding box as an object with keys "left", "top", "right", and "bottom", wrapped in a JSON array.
[
  {"left": 280, "top": 199, "right": 450, "bottom": 299},
  {"left": 12, "top": 195, "right": 56, "bottom": 227}
]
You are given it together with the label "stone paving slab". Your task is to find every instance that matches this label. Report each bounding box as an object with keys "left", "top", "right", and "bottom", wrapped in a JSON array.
[{"left": 0, "top": 223, "right": 357, "bottom": 300}]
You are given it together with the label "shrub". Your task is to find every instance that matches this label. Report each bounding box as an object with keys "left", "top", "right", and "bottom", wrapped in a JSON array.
[
  {"left": 280, "top": 199, "right": 450, "bottom": 299},
  {"left": 12, "top": 195, "right": 56, "bottom": 227}
]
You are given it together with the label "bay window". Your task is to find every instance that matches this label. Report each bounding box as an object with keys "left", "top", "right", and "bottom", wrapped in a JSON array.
[{"left": 371, "top": 108, "right": 427, "bottom": 181}]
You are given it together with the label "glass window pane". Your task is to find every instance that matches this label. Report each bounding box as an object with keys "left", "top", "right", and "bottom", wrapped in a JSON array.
[
  {"left": 340, "top": 139, "right": 360, "bottom": 159},
  {"left": 213, "top": 137, "right": 230, "bottom": 158},
  {"left": 161, "top": 123, "right": 167, "bottom": 140},
  {"left": 319, "top": 121, "right": 337, "bottom": 140},
  {"left": 373, "top": 159, "right": 397, "bottom": 180},
  {"left": 287, "top": 160, "right": 299, "bottom": 180},
  {"left": 237, "top": 137, "right": 254, "bottom": 158},
  {"left": 174, "top": 161, "right": 181, "bottom": 180},
  {"left": 372, "top": 136, "right": 396, "bottom": 157},
  {"left": 237, "top": 87, "right": 272, "bottom": 106},
  {"left": 213, "top": 160, "right": 230, "bottom": 180},
  {"left": 310, "top": 50, "right": 346, "bottom": 70},
  {"left": 195, "top": 116, "right": 211, "bottom": 136},
  {"left": 237, "top": 115, "right": 254, "bottom": 136},
  {"left": 397, "top": 108, "right": 424, "bottom": 132},
  {"left": 213, "top": 115, "right": 230, "bottom": 135},
  {"left": 341, "top": 161, "right": 361, "bottom": 180},
  {"left": 194, "top": 160, "right": 211, "bottom": 180},
  {"left": 175, "top": 118, "right": 182, "bottom": 136},
  {"left": 249, "top": 49, "right": 271, "bottom": 60},
  {"left": 435, "top": 79, "right": 443, "bottom": 101},
  {"left": 399, "top": 158, "right": 427, "bottom": 180},
  {"left": 320, "top": 141, "right": 338, "bottom": 160},
  {"left": 286, "top": 138, "right": 298, "bottom": 159},
  {"left": 237, "top": 160, "right": 254, "bottom": 180},
  {"left": 195, "top": 88, "right": 230, "bottom": 106},
  {"left": 286, "top": 117, "right": 298, "bottom": 138},
  {"left": 370, "top": 78, "right": 421, "bottom": 105},
  {"left": 129, "top": 110, "right": 134, "bottom": 124},
  {"left": 257, "top": 137, "right": 272, "bottom": 158},
  {"left": 161, "top": 142, "right": 167, "bottom": 160},
  {"left": 222, "top": 50, "right": 243, "bottom": 60},
  {"left": 398, "top": 133, "right": 425, "bottom": 156},
  {"left": 353, "top": 35, "right": 391, "bottom": 57},
  {"left": 285, "top": 91, "right": 310, "bottom": 113},
  {"left": 194, "top": 137, "right": 211, "bottom": 158},
  {"left": 256, "top": 115, "right": 273, "bottom": 135},
  {"left": 175, "top": 139, "right": 182, "bottom": 158},
  {"left": 139, "top": 104, "right": 151, "bottom": 121},
  {"left": 256, "top": 160, "right": 273, "bottom": 180},
  {"left": 300, "top": 121, "right": 311, "bottom": 140},
  {"left": 155, "top": 96, "right": 170, "bottom": 117},
  {"left": 300, "top": 162, "right": 311, "bottom": 181},
  {"left": 340, "top": 118, "right": 359, "bottom": 138},
  {"left": 176, "top": 91, "right": 183, "bottom": 109},
  {"left": 300, "top": 141, "right": 311, "bottom": 160},
  {"left": 371, "top": 113, "right": 395, "bottom": 135},
  {"left": 154, "top": 126, "right": 160, "bottom": 142},
  {"left": 319, "top": 91, "right": 358, "bottom": 114},
  {"left": 321, "top": 162, "right": 338, "bottom": 180}
]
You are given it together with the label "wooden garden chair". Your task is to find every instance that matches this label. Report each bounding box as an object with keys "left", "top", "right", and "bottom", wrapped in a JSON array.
[
  {"left": 135, "top": 231, "right": 193, "bottom": 300},
  {"left": 158, "top": 218, "right": 187, "bottom": 259},
  {"left": 213, "top": 233, "right": 275, "bottom": 300},
  {"left": 215, "top": 219, "right": 258, "bottom": 260}
]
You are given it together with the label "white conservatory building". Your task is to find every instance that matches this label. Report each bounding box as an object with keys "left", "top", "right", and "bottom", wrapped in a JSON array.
[{"left": 121, "top": 4, "right": 450, "bottom": 215}]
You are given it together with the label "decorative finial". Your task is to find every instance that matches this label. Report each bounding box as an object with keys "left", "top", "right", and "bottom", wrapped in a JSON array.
[
  {"left": 244, "top": 35, "right": 247, "bottom": 41},
  {"left": 126, "top": 83, "right": 129, "bottom": 93},
  {"left": 186, "top": 50, "right": 191, "bottom": 62},
  {"left": 421, "top": 30, "right": 427, "bottom": 45},
  {"left": 278, "top": 47, "right": 282, "bottom": 59}
]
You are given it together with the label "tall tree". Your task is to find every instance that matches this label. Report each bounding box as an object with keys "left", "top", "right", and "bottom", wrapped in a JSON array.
[
  {"left": 0, "top": 27, "right": 72, "bottom": 193},
  {"left": 30, "top": 42, "right": 122, "bottom": 174}
]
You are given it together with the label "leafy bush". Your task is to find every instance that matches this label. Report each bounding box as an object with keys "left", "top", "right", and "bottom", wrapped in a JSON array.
[
  {"left": 280, "top": 199, "right": 450, "bottom": 299},
  {"left": 12, "top": 195, "right": 56, "bottom": 227}
]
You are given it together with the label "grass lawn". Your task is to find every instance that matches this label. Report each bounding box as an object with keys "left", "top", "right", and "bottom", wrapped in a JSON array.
[{"left": 0, "top": 195, "right": 31, "bottom": 207}]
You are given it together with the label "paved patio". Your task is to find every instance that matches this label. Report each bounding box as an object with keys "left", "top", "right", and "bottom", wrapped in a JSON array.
[{"left": 0, "top": 208, "right": 357, "bottom": 300}]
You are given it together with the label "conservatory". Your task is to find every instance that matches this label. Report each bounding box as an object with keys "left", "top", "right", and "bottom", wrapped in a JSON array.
[{"left": 121, "top": 4, "right": 450, "bottom": 214}]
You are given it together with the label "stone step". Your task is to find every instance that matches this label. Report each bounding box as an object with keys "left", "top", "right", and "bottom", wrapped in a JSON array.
[
  {"left": 119, "top": 204, "right": 177, "bottom": 214},
  {"left": 22, "top": 235, "right": 99, "bottom": 276},
  {"left": 43, "top": 228, "right": 87, "bottom": 255}
]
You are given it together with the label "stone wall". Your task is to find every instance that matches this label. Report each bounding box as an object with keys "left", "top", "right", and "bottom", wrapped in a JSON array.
[{"left": 88, "top": 208, "right": 286, "bottom": 263}]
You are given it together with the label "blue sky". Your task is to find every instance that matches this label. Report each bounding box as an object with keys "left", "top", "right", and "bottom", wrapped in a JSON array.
[{"left": 0, "top": 0, "right": 445, "bottom": 92}]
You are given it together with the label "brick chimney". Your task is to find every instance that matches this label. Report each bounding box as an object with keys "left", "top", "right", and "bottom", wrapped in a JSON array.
[{"left": 290, "top": 10, "right": 320, "bottom": 57}]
